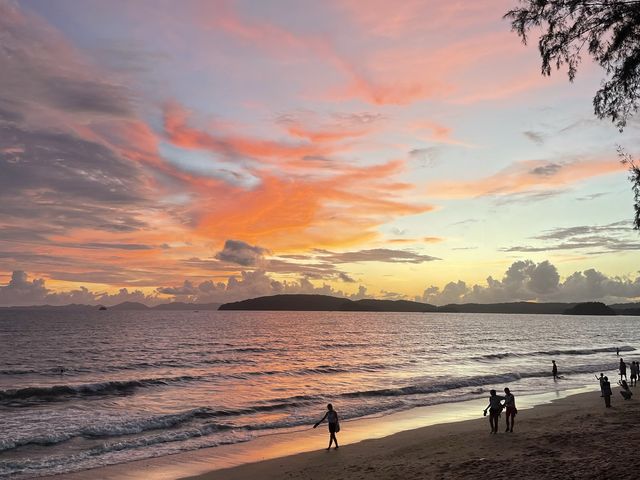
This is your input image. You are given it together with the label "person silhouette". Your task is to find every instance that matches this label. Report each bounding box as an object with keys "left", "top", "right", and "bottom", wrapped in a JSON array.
[
  {"left": 619, "top": 379, "right": 633, "bottom": 400},
  {"left": 503, "top": 387, "right": 517, "bottom": 432},
  {"left": 602, "top": 376, "right": 612, "bottom": 408},
  {"left": 552, "top": 360, "right": 558, "bottom": 381},
  {"left": 483, "top": 389, "right": 505, "bottom": 434},
  {"left": 619, "top": 358, "right": 627, "bottom": 381},
  {"left": 630, "top": 361, "right": 638, "bottom": 387},
  {"left": 313, "top": 403, "right": 340, "bottom": 450}
]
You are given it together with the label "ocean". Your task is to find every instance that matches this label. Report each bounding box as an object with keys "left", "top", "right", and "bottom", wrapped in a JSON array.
[{"left": 0, "top": 310, "right": 637, "bottom": 479}]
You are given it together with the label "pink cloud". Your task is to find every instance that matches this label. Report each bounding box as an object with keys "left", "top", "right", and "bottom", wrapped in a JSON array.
[{"left": 427, "top": 157, "right": 626, "bottom": 199}]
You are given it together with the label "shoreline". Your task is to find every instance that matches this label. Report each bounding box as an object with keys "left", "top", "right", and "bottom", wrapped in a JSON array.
[{"left": 48, "top": 384, "right": 627, "bottom": 480}]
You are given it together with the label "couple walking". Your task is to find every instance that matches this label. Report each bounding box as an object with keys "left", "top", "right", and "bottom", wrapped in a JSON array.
[{"left": 483, "top": 388, "right": 517, "bottom": 433}]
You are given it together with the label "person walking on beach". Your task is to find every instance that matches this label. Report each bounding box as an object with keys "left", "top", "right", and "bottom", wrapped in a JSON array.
[
  {"left": 314, "top": 403, "right": 340, "bottom": 450},
  {"left": 552, "top": 360, "right": 558, "bottom": 381},
  {"left": 619, "top": 358, "right": 627, "bottom": 381},
  {"left": 503, "top": 387, "right": 517, "bottom": 432},
  {"left": 483, "top": 389, "right": 505, "bottom": 434},
  {"left": 595, "top": 373, "right": 605, "bottom": 396},
  {"left": 630, "top": 362, "right": 638, "bottom": 387},
  {"left": 619, "top": 380, "right": 633, "bottom": 400},
  {"left": 602, "top": 376, "right": 613, "bottom": 408}
]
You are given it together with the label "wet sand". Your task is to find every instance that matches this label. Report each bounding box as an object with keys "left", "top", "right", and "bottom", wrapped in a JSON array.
[
  {"left": 185, "top": 388, "right": 638, "bottom": 480},
  {"left": 50, "top": 387, "right": 640, "bottom": 480}
]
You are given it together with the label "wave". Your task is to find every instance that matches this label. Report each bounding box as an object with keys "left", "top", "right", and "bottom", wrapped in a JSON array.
[
  {"left": 0, "top": 407, "right": 235, "bottom": 453},
  {"left": 0, "top": 375, "right": 197, "bottom": 404},
  {"left": 474, "top": 345, "right": 634, "bottom": 360},
  {"left": 0, "top": 369, "right": 37, "bottom": 375},
  {"left": 340, "top": 363, "right": 614, "bottom": 399},
  {"left": 0, "top": 426, "right": 251, "bottom": 477},
  {"left": 235, "top": 362, "right": 394, "bottom": 379},
  {"left": 216, "top": 347, "right": 277, "bottom": 354}
]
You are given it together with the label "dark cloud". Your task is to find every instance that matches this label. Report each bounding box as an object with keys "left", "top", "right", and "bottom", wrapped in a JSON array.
[
  {"left": 43, "top": 76, "right": 132, "bottom": 116},
  {"left": 315, "top": 248, "right": 440, "bottom": 264},
  {"left": 214, "top": 240, "right": 269, "bottom": 266},
  {"left": 338, "top": 272, "right": 356, "bottom": 283},
  {"left": 331, "top": 112, "right": 384, "bottom": 125},
  {"left": 409, "top": 147, "right": 440, "bottom": 168},
  {"left": 62, "top": 243, "right": 154, "bottom": 251},
  {"left": 502, "top": 221, "right": 638, "bottom": 254},
  {"left": 535, "top": 221, "right": 628, "bottom": 241},
  {"left": 492, "top": 190, "right": 565, "bottom": 206},
  {"left": 523, "top": 130, "right": 544, "bottom": 145},
  {"left": 0, "top": 2, "right": 159, "bottom": 279},
  {"left": 576, "top": 192, "right": 609, "bottom": 201},
  {"left": 529, "top": 163, "right": 563, "bottom": 177},
  {"left": 0, "top": 2, "right": 132, "bottom": 121},
  {"left": 157, "top": 280, "right": 198, "bottom": 296}
]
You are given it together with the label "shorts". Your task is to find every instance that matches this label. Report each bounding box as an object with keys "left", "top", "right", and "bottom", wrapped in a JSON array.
[
  {"left": 489, "top": 408, "right": 502, "bottom": 417},
  {"left": 506, "top": 406, "right": 517, "bottom": 416},
  {"left": 329, "top": 423, "right": 338, "bottom": 434}
]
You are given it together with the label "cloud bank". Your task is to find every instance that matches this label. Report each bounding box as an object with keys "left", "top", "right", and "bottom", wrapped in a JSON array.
[
  {"left": 419, "top": 260, "right": 640, "bottom": 305},
  {"left": 3, "top": 259, "right": 639, "bottom": 307}
]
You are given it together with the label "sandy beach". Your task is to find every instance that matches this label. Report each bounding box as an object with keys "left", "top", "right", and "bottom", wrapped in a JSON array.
[
  {"left": 186, "top": 388, "right": 638, "bottom": 480},
  {"left": 48, "top": 387, "right": 640, "bottom": 480}
]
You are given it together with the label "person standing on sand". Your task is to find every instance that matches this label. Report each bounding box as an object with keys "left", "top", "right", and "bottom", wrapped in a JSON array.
[
  {"left": 503, "top": 388, "right": 517, "bottom": 432},
  {"left": 483, "top": 389, "right": 505, "bottom": 434},
  {"left": 619, "top": 358, "right": 627, "bottom": 381},
  {"left": 602, "top": 376, "right": 612, "bottom": 408},
  {"left": 314, "top": 403, "right": 340, "bottom": 450},
  {"left": 630, "top": 362, "right": 637, "bottom": 387},
  {"left": 552, "top": 360, "right": 558, "bottom": 381}
]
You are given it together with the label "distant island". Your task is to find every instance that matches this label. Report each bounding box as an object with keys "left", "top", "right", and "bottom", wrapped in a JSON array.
[
  {"left": 219, "top": 294, "right": 640, "bottom": 315},
  {"left": 0, "top": 301, "right": 221, "bottom": 311},
  {"left": 220, "top": 294, "right": 438, "bottom": 312},
  {"left": 562, "top": 302, "right": 616, "bottom": 316},
  {"left": 2, "top": 296, "right": 639, "bottom": 316}
]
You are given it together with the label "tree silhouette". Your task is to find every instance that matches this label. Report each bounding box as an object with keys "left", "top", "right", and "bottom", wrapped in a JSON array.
[
  {"left": 505, "top": 0, "right": 640, "bottom": 131},
  {"left": 619, "top": 147, "right": 640, "bottom": 229},
  {"left": 505, "top": 1, "right": 640, "bottom": 229}
]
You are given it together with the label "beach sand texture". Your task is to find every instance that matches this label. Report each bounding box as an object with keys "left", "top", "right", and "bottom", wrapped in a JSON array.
[{"left": 185, "top": 390, "right": 638, "bottom": 480}]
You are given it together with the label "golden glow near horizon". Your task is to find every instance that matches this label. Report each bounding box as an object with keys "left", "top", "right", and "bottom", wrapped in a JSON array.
[{"left": 1, "top": 0, "right": 639, "bottom": 306}]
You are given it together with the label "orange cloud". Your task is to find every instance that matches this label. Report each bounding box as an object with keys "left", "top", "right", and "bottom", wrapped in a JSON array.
[
  {"left": 284, "top": 124, "right": 369, "bottom": 143},
  {"left": 163, "top": 103, "right": 342, "bottom": 169},
  {"left": 192, "top": 160, "right": 433, "bottom": 250},
  {"left": 427, "top": 157, "right": 626, "bottom": 199}
]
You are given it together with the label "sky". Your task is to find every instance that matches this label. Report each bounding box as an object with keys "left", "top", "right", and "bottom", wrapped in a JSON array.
[{"left": 1, "top": 0, "right": 639, "bottom": 307}]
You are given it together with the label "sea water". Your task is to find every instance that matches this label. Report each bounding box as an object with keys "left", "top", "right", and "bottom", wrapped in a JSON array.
[{"left": 0, "top": 310, "right": 637, "bottom": 478}]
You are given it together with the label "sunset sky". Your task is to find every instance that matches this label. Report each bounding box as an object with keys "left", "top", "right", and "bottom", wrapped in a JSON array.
[{"left": 1, "top": 0, "right": 639, "bottom": 306}]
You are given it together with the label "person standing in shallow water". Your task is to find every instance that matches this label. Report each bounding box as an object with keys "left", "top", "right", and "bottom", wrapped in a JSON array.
[
  {"left": 483, "top": 389, "right": 505, "bottom": 434},
  {"left": 552, "top": 360, "right": 558, "bottom": 381},
  {"left": 503, "top": 388, "right": 517, "bottom": 432},
  {"left": 314, "top": 403, "right": 340, "bottom": 450}
]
